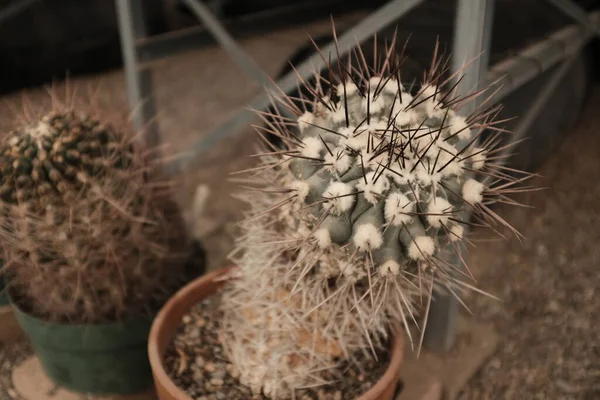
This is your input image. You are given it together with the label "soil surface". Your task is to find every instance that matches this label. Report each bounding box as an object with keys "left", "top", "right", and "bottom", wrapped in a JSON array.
[{"left": 164, "top": 294, "right": 391, "bottom": 400}]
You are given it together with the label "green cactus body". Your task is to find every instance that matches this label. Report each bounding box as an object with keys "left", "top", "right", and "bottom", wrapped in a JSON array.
[{"left": 285, "top": 80, "right": 477, "bottom": 274}]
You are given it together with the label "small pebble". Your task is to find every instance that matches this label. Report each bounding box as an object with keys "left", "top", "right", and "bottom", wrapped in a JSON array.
[
  {"left": 210, "top": 378, "right": 224, "bottom": 387},
  {"left": 204, "top": 362, "right": 216, "bottom": 373},
  {"left": 195, "top": 356, "right": 205, "bottom": 367}
]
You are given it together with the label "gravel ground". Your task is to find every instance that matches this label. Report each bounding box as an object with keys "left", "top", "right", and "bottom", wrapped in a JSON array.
[{"left": 457, "top": 86, "right": 600, "bottom": 400}]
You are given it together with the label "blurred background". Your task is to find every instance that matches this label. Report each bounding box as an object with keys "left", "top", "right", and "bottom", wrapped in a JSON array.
[{"left": 0, "top": 0, "right": 599, "bottom": 398}]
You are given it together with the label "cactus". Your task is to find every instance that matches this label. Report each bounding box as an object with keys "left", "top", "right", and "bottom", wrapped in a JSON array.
[
  {"left": 217, "top": 33, "right": 536, "bottom": 399},
  {"left": 0, "top": 111, "right": 134, "bottom": 207},
  {"left": 0, "top": 105, "right": 190, "bottom": 323}
]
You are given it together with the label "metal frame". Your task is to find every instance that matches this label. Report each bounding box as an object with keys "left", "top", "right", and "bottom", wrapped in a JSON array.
[
  {"left": 0, "top": 0, "right": 40, "bottom": 25},
  {"left": 423, "top": 0, "right": 496, "bottom": 353},
  {"left": 116, "top": 0, "right": 600, "bottom": 352}
]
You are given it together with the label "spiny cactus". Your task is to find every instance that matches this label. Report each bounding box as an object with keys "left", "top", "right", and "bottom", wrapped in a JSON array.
[
  {"left": 0, "top": 102, "right": 190, "bottom": 323},
  {"left": 219, "top": 33, "right": 536, "bottom": 398}
]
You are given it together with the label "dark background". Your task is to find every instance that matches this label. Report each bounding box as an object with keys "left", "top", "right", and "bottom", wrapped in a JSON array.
[{"left": 0, "top": 0, "right": 598, "bottom": 95}]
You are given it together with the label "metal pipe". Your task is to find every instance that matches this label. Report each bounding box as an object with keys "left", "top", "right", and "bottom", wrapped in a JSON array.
[
  {"left": 115, "top": 0, "right": 160, "bottom": 149},
  {"left": 423, "top": 0, "right": 495, "bottom": 355},
  {"left": 180, "top": 0, "right": 270, "bottom": 88},
  {"left": 0, "top": 0, "right": 39, "bottom": 26},
  {"left": 491, "top": 44, "right": 585, "bottom": 176},
  {"left": 487, "top": 11, "right": 600, "bottom": 105},
  {"left": 546, "top": 0, "right": 600, "bottom": 36},
  {"left": 136, "top": 0, "right": 362, "bottom": 65}
]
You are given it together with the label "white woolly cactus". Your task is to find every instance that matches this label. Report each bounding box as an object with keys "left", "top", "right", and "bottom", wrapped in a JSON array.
[{"left": 219, "top": 34, "right": 535, "bottom": 398}]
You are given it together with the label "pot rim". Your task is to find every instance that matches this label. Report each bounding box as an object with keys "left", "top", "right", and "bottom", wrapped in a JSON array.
[
  {"left": 6, "top": 285, "right": 153, "bottom": 329},
  {"left": 148, "top": 266, "right": 404, "bottom": 400}
]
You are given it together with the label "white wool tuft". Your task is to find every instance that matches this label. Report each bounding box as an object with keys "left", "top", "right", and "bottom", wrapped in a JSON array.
[
  {"left": 462, "top": 178, "right": 484, "bottom": 204},
  {"left": 388, "top": 159, "right": 414, "bottom": 185},
  {"left": 330, "top": 103, "right": 347, "bottom": 124},
  {"left": 426, "top": 197, "right": 453, "bottom": 228},
  {"left": 408, "top": 236, "right": 435, "bottom": 260},
  {"left": 384, "top": 192, "right": 414, "bottom": 225},
  {"left": 449, "top": 115, "right": 471, "bottom": 140},
  {"left": 314, "top": 228, "right": 332, "bottom": 249},
  {"left": 336, "top": 81, "right": 359, "bottom": 96},
  {"left": 324, "top": 148, "right": 352, "bottom": 174},
  {"left": 297, "top": 111, "right": 315, "bottom": 133},
  {"left": 323, "top": 181, "right": 355, "bottom": 214},
  {"left": 314, "top": 96, "right": 332, "bottom": 116},
  {"left": 356, "top": 171, "right": 390, "bottom": 204},
  {"left": 301, "top": 136, "right": 324, "bottom": 159},
  {"left": 370, "top": 119, "right": 390, "bottom": 136},
  {"left": 343, "top": 131, "right": 369, "bottom": 152},
  {"left": 414, "top": 164, "right": 441, "bottom": 186},
  {"left": 425, "top": 101, "right": 445, "bottom": 119},
  {"left": 28, "top": 121, "right": 53, "bottom": 139},
  {"left": 394, "top": 110, "right": 416, "bottom": 127},
  {"left": 338, "top": 126, "right": 355, "bottom": 139},
  {"left": 449, "top": 224, "right": 464, "bottom": 241},
  {"left": 339, "top": 259, "right": 366, "bottom": 281},
  {"left": 362, "top": 148, "right": 388, "bottom": 170},
  {"left": 420, "top": 85, "right": 438, "bottom": 99},
  {"left": 440, "top": 160, "right": 463, "bottom": 177},
  {"left": 398, "top": 91, "right": 414, "bottom": 106},
  {"left": 470, "top": 148, "right": 486, "bottom": 170},
  {"left": 381, "top": 78, "right": 400, "bottom": 95},
  {"left": 434, "top": 142, "right": 464, "bottom": 177},
  {"left": 364, "top": 94, "right": 387, "bottom": 114},
  {"left": 289, "top": 180, "right": 310, "bottom": 203},
  {"left": 353, "top": 223, "right": 384, "bottom": 251},
  {"left": 368, "top": 76, "right": 383, "bottom": 89},
  {"left": 379, "top": 260, "right": 400, "bottom": 277}
]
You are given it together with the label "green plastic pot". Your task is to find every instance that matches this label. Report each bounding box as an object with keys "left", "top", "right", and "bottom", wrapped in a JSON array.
[{"left": 9, "top": 294, "right": 154, "bottom": 395}]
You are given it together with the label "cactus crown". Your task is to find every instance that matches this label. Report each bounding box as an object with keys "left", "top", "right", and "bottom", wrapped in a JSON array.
[
  {"left": 219, "top": 32, "right": 535, "bottom": 399},
  {"left": 0, "top": 111, "right": 134, "bottom": 208},
  {"left": 0, "top": 99, "right": 190, "bottom": 323}
]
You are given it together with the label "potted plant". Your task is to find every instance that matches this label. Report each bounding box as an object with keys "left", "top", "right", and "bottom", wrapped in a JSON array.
[
  {"left": 148, "top": 34, "right": 534, "bottom": 399},
  {"left": 0, "top": 101, "right": 204, "bottom": 395}
]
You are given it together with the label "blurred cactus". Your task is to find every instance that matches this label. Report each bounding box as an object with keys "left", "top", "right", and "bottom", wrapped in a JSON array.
[
  {"left": 0, "top": 106, "right": 190, "bottom": 323},
  {"left": 219, "top": 32, "right": 536, "bottom": 398},
  {"left": 0, "top": 111, "right": 134, "bottom": 208}
]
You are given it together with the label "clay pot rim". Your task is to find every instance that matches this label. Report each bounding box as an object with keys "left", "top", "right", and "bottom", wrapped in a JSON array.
[{"left": 148, "top": 266, "right": 404, "bottom": 400}]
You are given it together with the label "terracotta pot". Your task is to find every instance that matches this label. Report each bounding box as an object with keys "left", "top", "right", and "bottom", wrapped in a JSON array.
[{"left": 148, "top": 267, "right": 405, "bottom": 400}]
